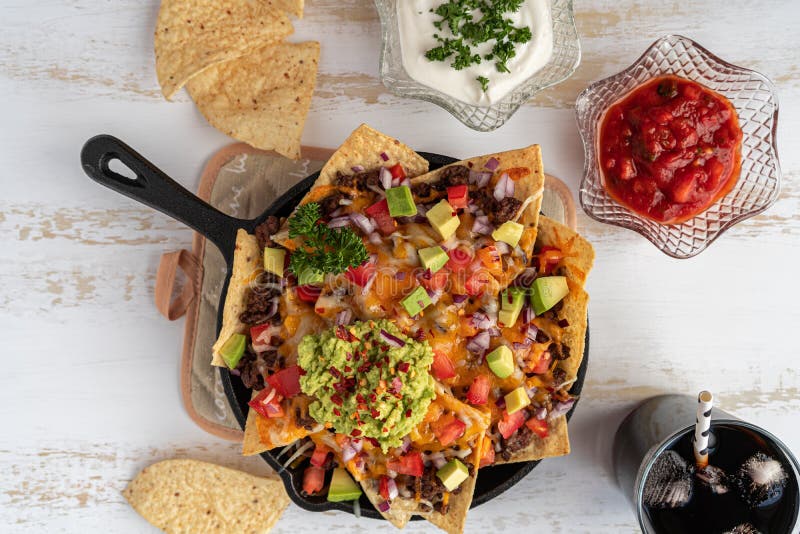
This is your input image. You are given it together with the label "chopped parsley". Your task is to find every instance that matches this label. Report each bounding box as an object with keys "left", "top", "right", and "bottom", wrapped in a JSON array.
[
  {"left": 287, "top": 202, "right": 369, "bottom": 277},
  {"left": 424, "top": 0, "right": 532, "bottom": 92}
]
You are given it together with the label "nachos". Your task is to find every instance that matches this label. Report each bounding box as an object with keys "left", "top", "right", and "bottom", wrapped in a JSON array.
[{"left": 213, "top": 125, "right": 593, "bottom": 533}]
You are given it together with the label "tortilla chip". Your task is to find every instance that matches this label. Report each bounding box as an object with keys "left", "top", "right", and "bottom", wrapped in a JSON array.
[
  {"left": 410, "top": 146, "right": 545, "bottom": 287},
  {"left": 123, "top": 459, "right": 289, "bottom": 533},
  {"left": 493, "top": 415, "right": 571, "bottom": 465},
  {"left": 154, "top": 0, "right": 293, "bottom": 100},
  {"left": 187, "top": 41, "right": 319, "bottom": 160},
  {"left": 536, "top": 216, "right": 595, "bottom": 287},
  {"left": 211, "top": 230, "right": 262, "bottom": 367},
  {"left": 316, "top": 124, "right": 430, "bottom": 187},
  {"left": 242, "top": 400, "right": 272, "bottom": 456},
  {"left": 242, "top": 395, "right": 319, "bottom": 455},
  {"left": 360, "top": 479, "right": 413, "bottom": 529},
  {"left": 263, "top": 0, "right": 304, "bottom": 18}
]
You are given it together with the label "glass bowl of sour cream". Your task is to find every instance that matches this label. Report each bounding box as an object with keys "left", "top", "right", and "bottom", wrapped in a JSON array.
[{"left": 375, "top": 0, "right": 580, "bottom": 131}]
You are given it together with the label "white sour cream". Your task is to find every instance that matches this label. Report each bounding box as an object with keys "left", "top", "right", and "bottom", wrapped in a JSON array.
[{"left": 397, "top": 0, "right": 554, "bottom": 107}]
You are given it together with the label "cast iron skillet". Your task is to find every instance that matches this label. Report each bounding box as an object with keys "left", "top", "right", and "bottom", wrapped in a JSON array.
[{"left": 80, "top": 134, "right": 589, "bottom": 520}]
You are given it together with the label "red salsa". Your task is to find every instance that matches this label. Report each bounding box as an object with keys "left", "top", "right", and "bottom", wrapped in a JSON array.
[{"left": 598, "top": 75, "right": 742, "bottom": 224}]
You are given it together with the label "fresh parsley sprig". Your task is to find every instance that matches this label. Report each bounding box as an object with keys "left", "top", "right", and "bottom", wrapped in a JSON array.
[
  {"left": 425, "top": 0, "right": 532, "bottom": 92},
  {"left": 287, "top": 202, "right": 369, "bottom": 278}
]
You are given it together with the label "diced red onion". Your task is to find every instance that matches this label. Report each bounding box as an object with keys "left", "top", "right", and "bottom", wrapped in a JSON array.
[
  {"left": 395, "top": 271, "right": 406, "bottom": 280},
  {"left": 378, "top": 500, "right": 391, "bottom": 512},
  {"left": 495, "top": 241, "right": 511, "bottom": 255},
  {"left": 368, "top": 232, "right": 383, "bottom": 245},
  {"left": 525, "top": 324, "right": 539, "bottom": 342},
  {"left": 329, "top": 207, "right": 343, "bottom": 218},
  {"left": 328, "top": 216, "right": 351, "bottom": 228},
  {"left": 429, "top": 451, "right": 447, "bottom": 469},
  {"left": 495, "top": 396, "right": 506, "bottom": 410},
  {"left": 426, "top": 287, "right": 443, "bottom": 304},
  {"left": 391, "top": 176, "right": 401, "bottom": 188},
  {"left": 549, "top": 399, "right": 576, "bottom": 419},
  {"left": 532, "top": 405, "right": 548, "bottom": 420},
  {"left": 454, "top": 447, "right": 472, "bottom": 459},
  {"left": 513, "top": 267, "right": 538, "bottom": 288},
  {"left": 342, "top": 443, "right": 357, "bottom": 462},
  {"left": 472, "top": 215, "right": 493, "bottom": 235},
  {"left": 493, "top": 173, "right": 514, "bottom": 201},
  {"left": 512, "top": 342, "right": 529, "bottom": 351},
  {"left": 469, "top": 170, "right": 492, "bottom": 188},
  {"left": 485, "top": 157, "right": 500, "bottom": 171},
  {"left": 387, "top": 477, "right": 399, "bottom": 500},
  {"left": 350, "top": 213, "right": 375, "bottom": 235},
  {"left": 379, "top": 167, "right": 393, "bottom": 189},
  {"left": 390, "top": 376, "right": 403, "bottom": 393},
  {"left": 471, "top": 311, "right": 494, "bottom": 330},
  {"left": 380, "top": 151, "right": 389, "bottom": 162},
  {"left": 400, "top": 436, "right": 411, "bottom": 453},
  {"left": 466, "top": 331, "right": 491, "bottom": 354},
  {"left": 351, "top": 165, "right": 365, "bottom": 173},
  {"left": 367, "top": 183, "right": 386, "bottom": 197},
  {"left": 521, "top": 305, "right": 534, "bottom": 325},
  {"left": 380, "top": 330, "right": 406, "bottom": 348},
  {"left": 400, "top": 177, "right": 411, "bottom": 187},
  {"left": 335, "top": 309, "right": 353, "bottom": 326},
  {"left": 452, "top": 294, "right": 468, "bottom": 304},
  {"left": 526, "top": 386, "right": 538, "bottom": 398},
  {"left": 339, "top": 198, "right": 353, "bottom": 206},
  {"left": 361, "top": 272, "right": 377, "bottom": 295},
  {"left": 229, "top": 368, "right": 241, "bottom": 376},
  {"left": 487, "top": 327, "right": 501, "bottom": 337},
  {"left": 466, "top": 201, "right": 480, "bottom": 215},
  {"left": 416, "top": 204, "right": 429, "bottom": 216}
]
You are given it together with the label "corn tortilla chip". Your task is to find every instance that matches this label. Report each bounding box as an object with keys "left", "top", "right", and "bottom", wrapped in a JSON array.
[
  {"left": 155, "top": 0, "right": 293, "bottom": 100},
  {"left": 187, "top": 42, "right": 319, "bottom": 160},
  {"left": 123, "top": 459, "right": 289, "bottom": 533},
  {"left": 212, "top": 229, "right": 262, "bottom": 367},
  {"left": 263, "top": 0, "right": 304, "bottom": 18}
]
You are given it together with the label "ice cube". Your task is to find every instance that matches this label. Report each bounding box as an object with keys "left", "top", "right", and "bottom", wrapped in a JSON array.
[
  {"left": 735, "top": 452, "right": 788, "bottom": 508},
  {"left": 723, "top": 523, "right": 762, "bottom": 534},
  {"left": 643, "top": 450, "right": 694, "bottom": 509},
  {"left": 696, "top": 464, "right": 730, "bottom": 494}
]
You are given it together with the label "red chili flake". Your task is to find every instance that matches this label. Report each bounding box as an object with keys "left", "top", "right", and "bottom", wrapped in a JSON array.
[
  {"left": 353, "top": 352, "right": 361, "bottom": 362},
  {"left": 369, "top": 392, "right": 378, "bottom": 403},
  {"left": 357, "top": 362, "right": 372, "bottom": 373},
  {"left": 428, "top": 329, "right": 435, "bottom": 338},
  {"left": 558, "top": 319, "right": 570, "bottom": 328},
  {"left": 371, "top": 408, "right": 381, "bottom": 419},
  {"left": 329, "top": 367, "right": 341, "bottom": 378},
  {"left": 375, "top": 360, "right": 383, "bottom": 369},
  {"left": 351, "top": 429, "right": 362, "bottom": 437},
  {"left": 357, "top": 403, "right": 368, "bottom": 412},
  {"left": 298, "top": 367, "right": 307, "bottom": 376},
  {"left": 315, "top": 307, "right": 325, "bottom": 314},
  {"left": 397, "top": 362, "right": 410, "bottom": 373},
  {"left": 358, "top": 420, "right": 365, "bottom": 426},
  {"left": 366, "top": 437, "right": 380, "bottom": 447},
  {"left": 379, "top": 305, "right": 387, "bottom": 311},
  {"left": 382, "top": 427, "right": 388, "bottom": 433},
  {"left": 356, "top": 393, "right": 366, "bottom": 404},
  {"left": 346, "top": 352, "right": 353, "bottom": 361},
  {"left": 331, "top": 395, "right": 343, "bottom": 406},
  {"left": 335, "top": 325, "right": 350, "bottom": 341},
  {"left": 344, "top": 366, "right": 352, "bottom": 373},
  {"left": 415, "top": 329, "right": 426, "bottom": 341},
  {"left": 333, "top": 408, "right": 341, "bottom": 417},
  {"left": 405, "top": 409, "right": 412, "bottom": 418},
  {"left": 380, "top": 345, "right": 389, "bottom": 352}
]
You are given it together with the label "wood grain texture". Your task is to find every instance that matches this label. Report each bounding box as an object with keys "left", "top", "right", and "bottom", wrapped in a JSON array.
[{"left": 1, "top": 0, "right": 799, "bottom": 532}]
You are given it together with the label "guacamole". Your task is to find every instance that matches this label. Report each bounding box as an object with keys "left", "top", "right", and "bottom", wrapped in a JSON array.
[{"left": 298, "top": 320, "right": 435, "bottom": 450}]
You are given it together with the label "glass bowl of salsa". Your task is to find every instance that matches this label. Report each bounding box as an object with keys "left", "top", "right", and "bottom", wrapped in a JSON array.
[
  {"left": 576, "top": 34, "right": 781, "bottom": 259},
  {"left": 375, "top": 0, "right": 580, "bottom": 132}
]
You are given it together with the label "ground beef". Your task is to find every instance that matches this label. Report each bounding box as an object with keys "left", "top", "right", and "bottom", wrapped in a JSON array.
[
  {"left": 534, "top": 329, "right": 550, "bottom": 344},
  {"left": 236, "top": 349, "right": 263, "bottom": 390},
  {"left": 334, "top": 169, "right": 381, "bottom": 191},
  {"left": 494, "top": 196, "right": 523, "bottom": 224},
  {"left": 319, "top": 192, "right": 350, "bottom": 217},
  {"left": 254, "top": 216, "right": 281, "bottom": 249},
  {"left": 294, "top": 405, "right": 318, "bottom": 431},
  {"left": 439, "top": 165, "right": 470, "bottom": 187},
  {"left": 239, "top": 273, "right": 282, "bottom": 325},
  {"left": 411, "top": 182, "right": 431, "bottom": 199},
  {"left": 499, "top": 425, "right": 535, "bottom": 461},
  {"left": 549, "top": 342, "right": 571, "bottom": 361},
  {"left": 552, "top": 367, "right": 567, "bottom": 388}
]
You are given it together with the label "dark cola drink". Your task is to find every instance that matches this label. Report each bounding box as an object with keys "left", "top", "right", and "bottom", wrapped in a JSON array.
[{"left": 643, "top": 423, "right": 799, "bottom": 533}]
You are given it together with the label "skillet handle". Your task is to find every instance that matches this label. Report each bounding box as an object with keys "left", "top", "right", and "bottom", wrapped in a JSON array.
[{"left": 80, "top": 134, "right": 241, "bottom": 265}]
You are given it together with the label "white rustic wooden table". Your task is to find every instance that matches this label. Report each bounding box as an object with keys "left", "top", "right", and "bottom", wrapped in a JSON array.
[{"left": 2, "top": 1, "right": 799, "bottom": 532}]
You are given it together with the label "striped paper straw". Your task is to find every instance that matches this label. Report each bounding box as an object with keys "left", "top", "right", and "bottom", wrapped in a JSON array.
[{"left": 693, "top": 390, "right": 714, "bottom": 468}]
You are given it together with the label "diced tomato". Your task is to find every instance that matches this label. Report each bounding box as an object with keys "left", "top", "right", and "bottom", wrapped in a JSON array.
[
  {"left": 379, "top": 475, "right": 390, "bottom": 500},
  {"left": 537, "top": 246, "right": 563, "bottom": 275},
  {"left": 266, "top": 365, "right": 302, "bottom": 398},
  {"left": 296, "top": 284, "right": 322, "bottom": 303},
  {"left": 431, "top": 414, "right": 466, "bottom": 447},
  {"left": 497, "top": 409, "right": 526, "bottom": 439},
  {"left": 446, "top": 247, "right": 472, "bottom": 272},
  {"left": 526, "top": 417, "right": 549, "bottom": 439},
  {"left": 345, "top": 260, "right": 376, "bottom": 287},
  {"left": 365, "top": 198, "right": 397, "bottom": 235},
  {"left": 431, "top": 350, "right": 456, "bottom": 380},
  {"left": 389, "top": 163, "right": 406, "bottom": 179},
  {"left": 310, "top": 443, "right": 331, "bottom": 467},
  {"left": 248, "top": 386, "right": 285, "bottom": 419},
  {"left": 302, "top": 466, "right": 326, "bottom": 495},
  {"left": 386, "top": 451, "right": 424, "bottom": 477},
  {"left": 419, "top": 268, "right": 449, "bottom": 292},
  {"left": 477, "top": 246, "right": 503, "bottom": 275},
  {"left": 465, "top": 270, "right": 491, "bottom": 297},
  {"left": 250, "top": 323, "right": 274, "bottom": 352},
  {"left": 466, "top": 375, "right": 490, "bottom": 405},
  {"left": 447, "top": 185, "right": 469, "bottom": 209},
  {"left": 479, "top": 441, "right": 496, "bottom": 467},
  {"left": 531, "top": 351, "right": 552, "bottom": 375}
]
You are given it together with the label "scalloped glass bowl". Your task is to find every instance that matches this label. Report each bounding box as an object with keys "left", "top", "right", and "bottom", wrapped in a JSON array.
[
  {"left": 374, "top": 0, "right": 580, "bottom": 131},
  {"left": 576, "top": 34, "right": 781, "bottom": 259}
]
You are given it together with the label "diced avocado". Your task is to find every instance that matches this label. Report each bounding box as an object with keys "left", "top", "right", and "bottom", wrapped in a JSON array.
[
  {"left": 418, "top": 246, "right": 449, "bottom": 273},
  {"left": 436, "top": 459, "right": 469, "bottom": 492},
  {"left": 386, "top": 186, "right": 417, "bottom": 217},
  {"left": 498, "top": 288, "right": 526, "bottom": 327},
  {"left": 327, "top": 468, "right": 363, "bottom": 502},
  {"left": 530, "top": 276, "right": 569, "bottom": 315},
  {"left": 401, "top": 286, "right": 432, "bottom": 316},
  {"left": 486, "top": 345, "right": 515, "bottom": 379},
  {"left": 298, "top": 267, "right": 324, "bottom": 286},
  {"left": 263, "top": 247, "right": 286, "bottom": 277},
  {"left": 492, "top": 221, "right": 524, "bottom": 248},
  {"left": 220, "top": 333, "right": 246, "bottom": 369},
  {"left": 504, "top": 386, "right": 531, "bottom": 414},
  {"left": 426, "top": 200, "right": 460, "bottom": 241}
]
